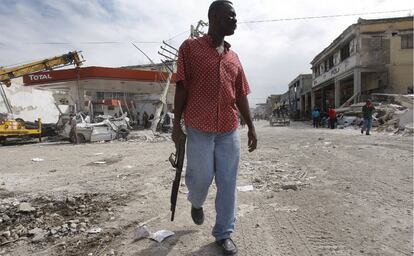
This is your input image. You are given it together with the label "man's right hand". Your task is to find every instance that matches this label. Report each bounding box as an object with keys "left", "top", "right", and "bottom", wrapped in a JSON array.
[{"left": 172, "top": 123, "right": 184, "bottom": 145}]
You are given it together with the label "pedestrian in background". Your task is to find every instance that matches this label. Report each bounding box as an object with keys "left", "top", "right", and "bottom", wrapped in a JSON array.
[
  {"left": 328, "top": 107, "right": 337, "bottom": 129},
  {"left": 143, "top": 111, "right": 149, "bottom": 129},
  {"left": 172, "top": 1, "right": 257, "bottom": 254},
  {"left": 361, "top": 99, "right": 375, "bottom": 135},
  {"left": 69, "top": 113, "right": 78, "bottom": 144},
  {"left": 312, "top": 108, "right": 320, "bottom": 128}
]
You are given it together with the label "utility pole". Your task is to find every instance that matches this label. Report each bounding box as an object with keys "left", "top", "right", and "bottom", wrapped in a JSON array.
[
  {"left": 150, "top": 20, "right": 208, "bottom": 132},
  {"left": 150, "top": 41, "right": 178, "bottom": 132}
]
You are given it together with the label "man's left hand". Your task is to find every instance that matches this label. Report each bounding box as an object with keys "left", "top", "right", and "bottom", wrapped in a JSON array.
[{"left": 247, "top": 127, "right": 257, "bottom": 152}]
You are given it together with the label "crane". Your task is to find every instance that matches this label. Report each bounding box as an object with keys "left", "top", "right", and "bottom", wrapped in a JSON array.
[{"left": 0, "top": 51, "right": 84, "bottom": 144}]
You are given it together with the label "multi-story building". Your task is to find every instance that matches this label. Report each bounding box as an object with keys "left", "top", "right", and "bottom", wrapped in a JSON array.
[
  {"left": 288, "top": 74, "right": 312, "bottom": 120},
  {"left": 311, "top": 16, "right": 413, "bottom": 111}
]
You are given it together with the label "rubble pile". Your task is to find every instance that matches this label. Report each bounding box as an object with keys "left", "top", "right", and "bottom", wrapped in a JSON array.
[
  {"left": 0, "top": 192, "right": 126, "bottom": 248},
  {"left": 336, "top": 95, "right": 413, "bottom": 135},
  {"left": 239, "top": 160, "right": 311, "bottom": 192},
  {"left": 127, "top": 130, "right": 171, "bottom": 143}
]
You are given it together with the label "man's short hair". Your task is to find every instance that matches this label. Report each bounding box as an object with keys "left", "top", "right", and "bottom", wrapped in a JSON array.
[{"left": 208, "top": 0, "right": 233, "bottom": 20}]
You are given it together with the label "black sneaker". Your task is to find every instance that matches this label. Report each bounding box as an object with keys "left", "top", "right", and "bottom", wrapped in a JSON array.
[
  {"left": 216, "top": 238, "right": 238, "bottom": 255},
  {"left": 191, "top": 206, "right": 204, "bottom": 225}
]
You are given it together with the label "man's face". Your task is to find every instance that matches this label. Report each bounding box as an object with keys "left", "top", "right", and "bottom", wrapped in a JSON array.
[{"left": 216, "top": 4, "right": 237, "bottom": 36}]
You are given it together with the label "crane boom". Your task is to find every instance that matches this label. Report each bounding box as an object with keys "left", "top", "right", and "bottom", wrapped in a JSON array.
[{"left": 0, "top": 51, "right": 83, "bottom": 87}]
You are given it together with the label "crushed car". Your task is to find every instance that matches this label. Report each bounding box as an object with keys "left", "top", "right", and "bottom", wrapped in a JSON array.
[{"left": 57, "top": 112, "right": 130, "bottom": 143}]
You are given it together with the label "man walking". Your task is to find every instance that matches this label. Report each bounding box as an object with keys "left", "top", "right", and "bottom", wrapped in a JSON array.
[
  {"left": 361, "top": 99, "right": 375, "bottom": 135},
  {"left": 172, "top": 1, "right": 257, "bottom": 254},
  {"left": 312, "top": 107, "right": 320, "bottom": 128},
  {"left": 328, "top": 106, "right": 337, "bottom": 129}
]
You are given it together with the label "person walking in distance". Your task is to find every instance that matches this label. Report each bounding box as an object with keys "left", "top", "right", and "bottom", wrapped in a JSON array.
[
  {"left": 328, "top": 106, "right": 337, "bottom": 129},
  {"left": 312, "top": 107, "right": 320, "bottom": 128},
  {"left": 361, "top": 99, "right": 375, "bottom": 135},
  {"left": 172, "top": 1, "right": 257, "bottom": 254}
]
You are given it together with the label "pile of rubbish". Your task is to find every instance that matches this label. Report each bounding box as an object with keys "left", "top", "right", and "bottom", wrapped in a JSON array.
[
  {"left": 239, "top": 160, "right": 312, "bottom": 193},
  {"left": 336, "top": 94, "right": 413, "bottom": 135},
  {"left": 0, "top": 192, "right": 127, "bottom": 247},
  {"left": 127, "top": 130, "right": 172, "bottom": 143}
]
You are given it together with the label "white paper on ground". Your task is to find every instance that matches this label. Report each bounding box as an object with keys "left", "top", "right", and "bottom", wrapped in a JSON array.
[
  {"left": 31, "top": 158, "right": 44, "bottom": 162},
  {"left": 150, "top": 230, "right": 175, "bottom": 243},
  {"left": 237, "top": 185, "right": 254, "bottom": 192}
]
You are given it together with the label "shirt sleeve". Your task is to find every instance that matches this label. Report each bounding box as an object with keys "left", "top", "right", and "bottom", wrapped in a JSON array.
[
  {"left": 235, "top": 60, "right": 250, "bottom": 100},
  {"left": 176, "top": 40, "right": 190, "bottom": 89}
]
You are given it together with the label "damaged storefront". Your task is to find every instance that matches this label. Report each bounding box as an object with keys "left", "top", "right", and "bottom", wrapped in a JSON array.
[
  {"left": 311, "top": 16, "right": 413, "bottom": 111},
  {"left": 22, "top": 66, "right": 176, "bottom": 141}
]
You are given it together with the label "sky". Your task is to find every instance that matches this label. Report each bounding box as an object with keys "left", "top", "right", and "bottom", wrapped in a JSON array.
[{"left": 0, "top": 0, "right": 413, "bottom": 106}]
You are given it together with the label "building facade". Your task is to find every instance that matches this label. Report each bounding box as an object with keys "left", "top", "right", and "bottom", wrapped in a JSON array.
[
  {"left": 288, "top": 74, "right": 312, "bottom": 120},
  {"left": 311, "top": 16, "right": 413, "bottom": 111}
]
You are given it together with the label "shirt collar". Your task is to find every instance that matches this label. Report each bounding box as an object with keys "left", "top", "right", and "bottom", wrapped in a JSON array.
[{"left": 203, "top": 34, "right": 231, "bottom": 51}]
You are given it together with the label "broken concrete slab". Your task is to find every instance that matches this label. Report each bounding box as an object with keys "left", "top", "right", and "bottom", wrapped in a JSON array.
[{"left": 17, "top": 203, "right": 36, "bottom": 213}]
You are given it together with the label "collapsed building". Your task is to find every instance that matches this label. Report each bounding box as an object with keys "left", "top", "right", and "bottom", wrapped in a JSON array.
[
  {"left": 22, "top": 65, "right": 176, "bottom": 127},
  {"left": 310, "top": 16, "right": 413, "bottom": 112}
]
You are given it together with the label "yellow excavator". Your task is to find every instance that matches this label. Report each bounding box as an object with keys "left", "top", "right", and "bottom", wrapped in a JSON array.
[{"left": 0, "top": 51, "right": 84, "bottom": 144}]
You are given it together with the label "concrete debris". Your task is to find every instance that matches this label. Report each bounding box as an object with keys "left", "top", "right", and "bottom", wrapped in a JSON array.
[
  {"left": 1, "top": 231, "right": 11, "bottom": 238},
  {"left": 87, "top": 227, "right": 102, "bottom": 234},
  {"left": 28, "top": 228, "right": 47, "bottom": 242},
  {"left": 0, "top": 193, "right": 129, "bottom": 248},
  {"left": 239, "top": 159, "right": 311, "bottom": 193},
  {"left": 127, "top": 130, "right": 171, "bottom": 143},
  {"left": 336, "top": 95, "right": 413, "bottom": 135},
  {"left": 17, "top": 203, "right": 36, "bottom": 213},
  {"left": 133, "top": 226, "right": 150, "bottom": 241}
]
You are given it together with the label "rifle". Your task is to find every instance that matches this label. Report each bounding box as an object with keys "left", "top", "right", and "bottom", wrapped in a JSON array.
[{"left": 169, "top": 135, "right": 187, "bottom": 221}]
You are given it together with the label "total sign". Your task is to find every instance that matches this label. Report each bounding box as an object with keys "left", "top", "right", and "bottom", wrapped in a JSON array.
[{"left": 28, "top": 73, "right": 52, "bottom": 81}]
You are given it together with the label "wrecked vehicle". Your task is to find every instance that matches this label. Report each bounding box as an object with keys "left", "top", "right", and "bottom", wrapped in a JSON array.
[{"left": 57, "top": 112, "right": 130, "bottom": 143}]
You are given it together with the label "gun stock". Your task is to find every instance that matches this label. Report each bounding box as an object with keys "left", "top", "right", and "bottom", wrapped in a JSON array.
[{"left": 170, "top": 135, "right": 186, "bottom": 221}]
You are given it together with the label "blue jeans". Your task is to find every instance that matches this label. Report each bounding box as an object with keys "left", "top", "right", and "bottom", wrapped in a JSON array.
[
  {"left": 363, "top": 117, "right": 372, "bottom": 134},
  {"left": 185, "top": 127, "right": 240, "bottom": 240}
]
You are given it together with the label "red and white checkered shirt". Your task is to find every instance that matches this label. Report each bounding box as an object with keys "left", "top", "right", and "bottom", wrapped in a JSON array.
[{"left": 176, "top": 35, "right": 250, "bottom": 133}]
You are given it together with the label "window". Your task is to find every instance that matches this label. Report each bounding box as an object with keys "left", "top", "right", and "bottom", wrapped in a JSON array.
[
  {"left": 96, "top": 92, "right": 104, "bottom": 100},
  {"left": 340, "top": 42, "right": 350, "bottom": 61},
  {"left": 401, "top": 34, "right": 413, "bottom": 49},
  {"left": 328, "top": 55, "right": 334, "bottom": 69},
  {"left": 370, "top": 36, "right": 382, "bottom": 49}
]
